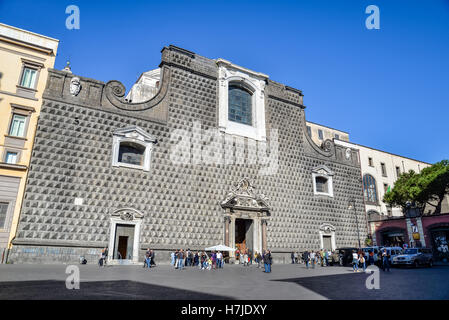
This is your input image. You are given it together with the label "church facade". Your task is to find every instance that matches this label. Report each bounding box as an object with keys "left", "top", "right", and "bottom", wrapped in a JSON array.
[{"left": 8, "top": 45, "right": 367, "bottom": 264}]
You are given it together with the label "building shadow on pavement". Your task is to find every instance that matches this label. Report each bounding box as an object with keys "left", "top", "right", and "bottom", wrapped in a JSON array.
[
  {"left": 274, "top": 270, "right": 449, "bottom": 300},
  {"left": 0, "top": 280, "right": 234, "bottom": 300}
]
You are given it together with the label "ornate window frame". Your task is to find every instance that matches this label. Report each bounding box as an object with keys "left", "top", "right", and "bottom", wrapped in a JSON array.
[
  {"left": 216, "top": 58, "right": 268, "bottom": 141},
  {"left": 312, "top": 165, "right": 334, "bottom": 198},
  {"left": 111, "top": 126, "right": 157, "bottom": 172}
]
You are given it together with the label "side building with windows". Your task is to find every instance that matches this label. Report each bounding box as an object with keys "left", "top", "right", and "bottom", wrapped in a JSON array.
[
  {"left": 0, "top": 23, "right": 58, "bottom": 262},
  {"left": 8, "top": 45, "right": 366, "bottom": 264},
  {"left": 305, "top": 121, "right": 349, "bottom": 147},
  {"left": 335, "top": 139, "right": 449, "bottom": 258}
]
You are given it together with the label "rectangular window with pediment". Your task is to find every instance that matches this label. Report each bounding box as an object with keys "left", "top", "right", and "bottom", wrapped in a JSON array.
[
  {"left": 111, "top": 126, "right": 157, "bottom": 172},
  {"left": 312, "top": 165, "right": 334, "bottom": 198}
]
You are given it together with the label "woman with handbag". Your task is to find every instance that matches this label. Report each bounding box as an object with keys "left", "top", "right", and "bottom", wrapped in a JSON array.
[{"left": 359, "top": 252, "right": 366, "bottom": 272}]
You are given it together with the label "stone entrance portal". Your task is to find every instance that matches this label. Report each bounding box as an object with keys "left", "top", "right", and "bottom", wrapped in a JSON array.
[
  {"left": 221, "top": 178, "right": 270, "bottom": 262},
  {"left": 108, "top": 208, "right": 144, "bottom": 264}
]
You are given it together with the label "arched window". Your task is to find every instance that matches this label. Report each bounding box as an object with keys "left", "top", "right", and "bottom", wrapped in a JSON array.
[
  {"left": 228, "top": 85, "right": 252, "bottom": 126},
  {"left": 363, "top": 174, "right": 378, "bottom": 204},
  {"left": 118, "top": 142, "right": 145, "bottom": 166}
]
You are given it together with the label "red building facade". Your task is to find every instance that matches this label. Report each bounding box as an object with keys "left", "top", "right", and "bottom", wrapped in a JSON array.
[{"left": 370, "top": 213, "right": 449, "bottom": 262}]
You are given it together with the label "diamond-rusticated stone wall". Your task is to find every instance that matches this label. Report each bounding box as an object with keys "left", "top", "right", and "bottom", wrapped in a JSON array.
[{"left": 9, "top": 45, "right": 366, "bottom": 264}]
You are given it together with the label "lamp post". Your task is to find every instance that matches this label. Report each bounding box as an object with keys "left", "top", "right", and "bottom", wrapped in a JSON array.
[{"left": 348, "top": 197, "right": 361, "bottom": 249}]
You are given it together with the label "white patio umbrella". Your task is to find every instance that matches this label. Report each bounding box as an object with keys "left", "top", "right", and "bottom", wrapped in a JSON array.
[{"left": 205, "top": 244, "right": 236, "bottom": 251}]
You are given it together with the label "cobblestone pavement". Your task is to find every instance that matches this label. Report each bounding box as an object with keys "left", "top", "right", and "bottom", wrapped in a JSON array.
[{"left": 0, "top": 263, "right": 447, "bottom": 300}]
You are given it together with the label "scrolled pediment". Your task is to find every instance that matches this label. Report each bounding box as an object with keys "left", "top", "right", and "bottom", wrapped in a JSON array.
[
  {"left": 113, "top": 126, "right": 157, "bottom": 144},
  {"left": 111, "top": 208, "right": 144, "bottom": 221},
  {"left": 104, "top": 66, "right": 171, "bottom": 112},
  {"left": 221, "top": 178, "right": 270, "bottom": 213},
  {"left": 319, "top": 223, "right": 336, "bottom": 233},
  {"left": 312, "top": 165, "right": 334, "bottom": 176}
]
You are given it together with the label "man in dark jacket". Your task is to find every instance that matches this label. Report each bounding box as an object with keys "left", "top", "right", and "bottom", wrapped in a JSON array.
[
  {"left": 263, "top": 250, "right": 272, "bottom": 273},
  {"left": 144, "top": 248, "right": 151, "bottom": 268},
  {"left": 150, "top": 250, "right": 155, "bottom": 266},
  {"left": 178, "top": 249, "right": 184, "bottom": 270},
  {"left": 303, "top": 250, "right": 310, "bottom": 269}
]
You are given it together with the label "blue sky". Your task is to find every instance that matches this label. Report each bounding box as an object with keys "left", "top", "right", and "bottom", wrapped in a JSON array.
[{"left": 1, "top": 0, "right": 448, "bottom": 163}]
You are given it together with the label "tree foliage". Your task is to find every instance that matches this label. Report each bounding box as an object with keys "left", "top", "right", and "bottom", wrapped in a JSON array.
[{"left": 383, "top": 160, "right": 449, "bottom": 214}]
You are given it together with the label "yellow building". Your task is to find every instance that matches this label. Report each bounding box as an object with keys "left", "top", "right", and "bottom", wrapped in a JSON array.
[{"left": 0, "top": 23, "right": 58, "bottom": 262}]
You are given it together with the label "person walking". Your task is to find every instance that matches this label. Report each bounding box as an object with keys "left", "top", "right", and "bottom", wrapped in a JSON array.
[
  {"left": 178, "top": 249, "right": 185, "bottom": 270},
  {"left": 263, "top": 250, "right": 272, "bottom": 273},
  {"left": 269, "top": 250, "right": 273, "bottom": 272},
  {"left": 352, "top": 250, "right": 359, "bottom": 272},
  {"left": 150, "top": 250, "right": 156, "bottom": 267},
  {"left": 194, "top": 251, "right": 199, "bottom": 267},
  {"left": 170, "top": 251, "right": 175, "bottom": 266},
  {"left": 199, "top": 251, "right": 205, "bottom": 269},
  {"left": 211, "top": 251, "right": 217, "bottom": 269},
  {"left": 201, "top": 251, "right": 208, "bottom": 270},
  {"left": 189, "top": 251, "right": 194, "bottom": 267},
  {"left": 243, "top": 250, "right": 248, "bottom": 267},
  {"left": 310, "top": 251, "right": 316, "bottom": 269},
  {"left": 291, "top": 252, "right": 295, "bottom": 264},
  {"left": 303, "top": 250, "right": 310, "bottom": 269},
  {"left": 382, "top": 249, "right": 391, "bottom": 272},
  {"left": 103, "top": 248, "right": 108, "bottom": 267},
  {"left": 255, "top": 252, "right": 261, "bottom": 268},
  {"left": 145, "top": 248, "right": 151, "bottom": 269},
  {"left": 320, "top": 249, "right": 325, "bottom": 267},
  {"left": 99, "top": 248, "right": 105, "bottom": 267},
  {"left": 174, "top": 249, "right": 179, "bottom": 269},
  {"left": 368, "top": 250, "right": 374, "bottom": 266},
  {"left": 186, "top": 249, "right": 191, "bottom": 267},
  {"left": 359, "top": 252, "right": 366, "bottom": 272},
  {"left": 216, "top": 251, "right": 222, "bottom": 269}
]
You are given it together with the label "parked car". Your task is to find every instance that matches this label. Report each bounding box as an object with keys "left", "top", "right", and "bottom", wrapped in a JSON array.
[
  {"left": 392, "top": 248, "right": 433, "bottom": 268},
  {"left": 336, "top": 248, "right": 358, "bottom": 266},
  {"left": 379, "top": 246, "right": 403, "bottom": 264}
]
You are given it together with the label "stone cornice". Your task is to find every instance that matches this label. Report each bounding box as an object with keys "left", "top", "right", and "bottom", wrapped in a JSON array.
[
  {"left": 0, "top": 35, "right": 55, "bottom": 55},
  {"left": 267, "top": 94, "right": 305, "bottom": 109},
  {"left": 0, "top": 163, "right": 28, "bottom": 171}
]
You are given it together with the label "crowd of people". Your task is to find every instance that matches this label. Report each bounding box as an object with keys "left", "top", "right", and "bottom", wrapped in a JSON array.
[
  {"left": 170, "top": 249, "right": 225, "bottom": 270},
  {"left": 292, "top": 249, "right": 336, "bottom": 267},
  {"left": 235, "top": 249, "right": 273, "bottom": 272},
  {"left": 296, "top": 248, "right": 393, "bottom": 272},
  {"left": 351, "top": 248, "right": 392, "bottom": 272},
  {"left": 168, "top": 249, "right": 273, "bottom": 272},
  {"left": 97, "top": 246, "right": 393, "bottom": 274}
]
